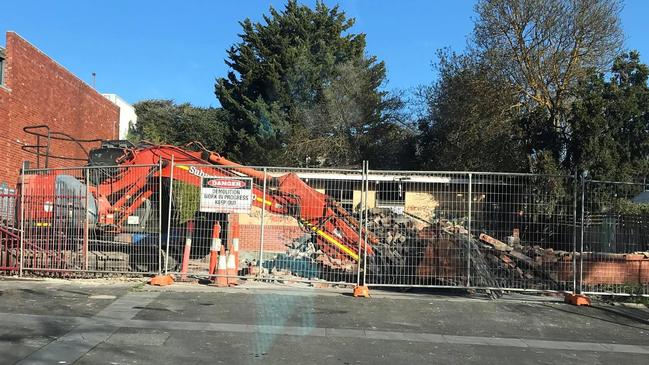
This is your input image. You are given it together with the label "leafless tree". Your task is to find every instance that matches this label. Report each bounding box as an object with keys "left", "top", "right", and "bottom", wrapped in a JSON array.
[{"left": 473, "top": 0, "right": 624, "bottom": 122}]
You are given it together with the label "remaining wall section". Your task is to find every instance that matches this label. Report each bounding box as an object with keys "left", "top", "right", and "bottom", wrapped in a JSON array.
[{"left": 0, "top": 32, "right": 119, "bottom": 185}]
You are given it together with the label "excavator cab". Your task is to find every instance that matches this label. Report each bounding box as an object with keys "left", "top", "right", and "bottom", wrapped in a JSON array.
[{"left": 87, "top": 140, "right": 135, "bottom": 185}]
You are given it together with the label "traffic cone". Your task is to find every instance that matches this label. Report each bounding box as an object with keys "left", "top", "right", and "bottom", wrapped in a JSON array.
[
  {"left": 353, "top": 285, "right": 370, "bottom": 298},
  {"left": 208, "top": 223, "right": 221, "bottom": 277},
  {"left": 215, "top": 252, "right": 228, "bottom": 287},
  {"left": 180, "top": 220, "right": 194, "bottom": 281},
  {"left": 227, "top": 252, "right": 238, "bottom": 286}
]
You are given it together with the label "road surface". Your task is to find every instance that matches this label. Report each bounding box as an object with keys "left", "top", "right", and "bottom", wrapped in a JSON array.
[{"left": 0, "top": 278, "right": 647, "bottom": 364}]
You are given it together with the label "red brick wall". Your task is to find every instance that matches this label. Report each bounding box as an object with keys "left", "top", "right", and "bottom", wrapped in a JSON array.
[
  {"left": 239, "top": 224, "right": 304, "bottom": 253},
  {"left": 0, "top": 32, "right": 119, "bottom": 186}
]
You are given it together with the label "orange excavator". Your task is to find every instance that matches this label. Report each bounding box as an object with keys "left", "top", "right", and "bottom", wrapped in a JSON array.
[{"left": 19, "top": 140, "right": 376, "bottom": 269}]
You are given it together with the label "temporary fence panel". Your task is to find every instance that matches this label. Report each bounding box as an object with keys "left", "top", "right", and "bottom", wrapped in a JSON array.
[
  {"left": 581, "top": 180, "right": 649, "bottom": 296},
  {"left": 470, "top": 173, "right": 577, "bottom": 293},
  {"left": 8, "top": 159, "right": 649, "bottom": 298},
  {"left": 252, "top": 166, "right": 365, "bottom": 285},
  {"left": 361, "top": 170, "right": 470, "bottom": 287},
  {"left": 165, "top": 163, "right": 258, "bottom": 282},
  {"left": 20, "top": 164, "right": 162, "bottom": 275}
]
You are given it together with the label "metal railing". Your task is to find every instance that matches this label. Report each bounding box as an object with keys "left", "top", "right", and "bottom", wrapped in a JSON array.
[{"left": 0, "top": 161, "right": 646, "bottom": 297}]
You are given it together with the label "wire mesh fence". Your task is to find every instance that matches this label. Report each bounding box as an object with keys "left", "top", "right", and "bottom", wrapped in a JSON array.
[
  {"left": 359, "top": 172, "right": 578, "bottom": 293},
  {"left": 2, "top": 161, "right": 647, "bottom": 296},
  {"left": 469, "top": 173, "right": 577, "bottom": 293},
  {"left": 19, "top": 164, "right": 163, "bottom": 275},
  {"left": 581, "top": 180, "right": 649, "bottom": 296},
  {"left": 361, "top": 170, "right": 470, "bottom": 287},
  {"left": 260, "top": 166, "right": 365, "bottom": 285},
  {"left": 164, "top": 163, "right": 259, "bottom": 283}
]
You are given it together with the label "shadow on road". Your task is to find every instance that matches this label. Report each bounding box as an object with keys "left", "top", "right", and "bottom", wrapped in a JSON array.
[{"left": 540, "top": 303, "right": 649, "bottom": 330}]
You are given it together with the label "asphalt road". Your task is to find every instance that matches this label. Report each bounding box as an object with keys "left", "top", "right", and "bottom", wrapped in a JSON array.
[{"left": 0, "top": 278, "right": 648, "bottom": 364}]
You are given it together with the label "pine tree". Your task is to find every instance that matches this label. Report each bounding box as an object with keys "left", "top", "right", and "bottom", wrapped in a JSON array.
[{"left": 215, "top": 0, "right": 388, "bottom": 165}]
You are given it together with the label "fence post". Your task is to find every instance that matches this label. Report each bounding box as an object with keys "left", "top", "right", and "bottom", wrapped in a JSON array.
[
  {"left": 466, "top": 172, "right": 472, "bottom": 287},
  {"left": 362, "top": 161, "right": 369, "bottom": 286},
  {"left": 356, "top": 162, "right": 365, "bottom": 287},
  {"left": 19, "top": 162, "right": 26, "bottom": 277},
  {"left": 258, "top": 168, "right": 267, "bottom": 272},
  {"left": 579, "top": 174, "right": 586, "bottom": 294},
  {"left": 164, "top": 156, "right": 174, "bottom": 274},
  {"left": 84, "top": 167, "right": 90, "bottom": 271},
  {"left": 158, "top": 159, "right": 163, "bottom": 275},
  {"left": 572, "top": 172, "right": 578, "bottom": 294}
]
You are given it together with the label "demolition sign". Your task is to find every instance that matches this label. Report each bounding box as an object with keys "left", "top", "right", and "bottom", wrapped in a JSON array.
[{"left": 200, "top": 176, "right": 253, "bottom": 213}]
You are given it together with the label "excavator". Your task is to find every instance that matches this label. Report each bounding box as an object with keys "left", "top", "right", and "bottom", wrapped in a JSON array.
[{"left": 19, "top": 139, "right": 377, "bottom": 271}]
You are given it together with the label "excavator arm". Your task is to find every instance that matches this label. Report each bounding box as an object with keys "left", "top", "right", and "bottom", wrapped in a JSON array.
[{"left": 89, "top": 142, "right": 375, "bottom": 262}]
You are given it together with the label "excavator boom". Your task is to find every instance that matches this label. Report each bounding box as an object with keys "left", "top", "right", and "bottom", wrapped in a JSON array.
[{"left": 87, "top": 142, "right": 375, "bottom": 262}]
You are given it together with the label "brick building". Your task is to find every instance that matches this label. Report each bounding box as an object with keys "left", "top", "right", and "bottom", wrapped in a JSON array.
[{"left": 0, "top": 31, "right": 119, "bottom": 185}]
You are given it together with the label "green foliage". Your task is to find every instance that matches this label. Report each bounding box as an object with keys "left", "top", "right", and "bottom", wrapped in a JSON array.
[
  {"left": 172, "top": 180, "right": 200, "bottom": 223},
  {"left": 215, "top": 0, "right": 397, "bottom": 166},
  {"left": 285, "top": 61, "right": 413, "bottom": 167},
  {"left": 418, "top": 40, "right": 649, "bottom": 184},
  {"left": 130, "top": 100, "right": 230, "bottom": 153},
  {"left": 416, "top": 51, "right": 528, "bottom": 171},
  {"left": 611, "top": 199, "right": 649, "bottom": 216},
  {"left": 530, "top": 172, "right": 569, "bottom": 217},
  {"left": 473, "top": 0, "right": 623, "bottom": 145},
  {"left": 567, "top": 51, "right": 649, "bottom": 180},
  {"left": 416, "top": 0, "right": 635, "bottom": 178}
]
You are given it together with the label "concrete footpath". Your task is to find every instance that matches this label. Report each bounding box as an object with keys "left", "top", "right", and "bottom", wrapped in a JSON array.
[{"left": 0, "top": 278, "right": 648, "bottom": 364}]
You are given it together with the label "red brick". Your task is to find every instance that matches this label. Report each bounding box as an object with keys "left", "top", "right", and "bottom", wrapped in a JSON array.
[
  {"left": 239, "top": 224, "right": 303, "bottom": 253},
  {"left": 0, "top": 32, "right": 119, "bottom": 186}
]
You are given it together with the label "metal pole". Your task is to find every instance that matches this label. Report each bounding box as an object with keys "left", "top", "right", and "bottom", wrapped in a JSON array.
[
  {"left": 84, "top": 167, "right": 90, "bottom": 271},
  {"left": 466, "top": 173, "right": 472, "bottom": 287},
  {"left": 45, "top": 130, "right": 50, "bottom": 168},
  {"left": 164, "top": 156, "right": 174, "bottom": 274},
  {"left": 579, "top": 174, "right": 586, "bottom": 294},
  {"left": 362, "top": 161, "right": 369, "bottom": 286},
  {"left": 258, "top": 168, "right": 267, "bottom": 272},
  {"left": 572, "top": 172, "right": 578, "bottom": 294},
  {"left": 19, "top": 163, "right": 26, "bottom": 277},
  {"left": 36, "top": 135, "right": 40, "bottom": 168},
  {"left": 158, "top": 159, "right": 163, "bottom": 275},
  {"left": 356, "top": 163, "right": 365, "bottom": 286}
]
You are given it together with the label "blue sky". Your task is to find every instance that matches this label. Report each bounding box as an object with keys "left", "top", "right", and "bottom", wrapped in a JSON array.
[{"left": 1, "top": 1, "right": 648, "bottom": 107}]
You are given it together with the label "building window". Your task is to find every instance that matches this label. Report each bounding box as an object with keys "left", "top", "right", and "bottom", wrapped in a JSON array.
[
  {"left": 376, "top": 181, "right": 406, "bottom": 207},
  {"left": 324, "top": 181, "right": 354, "bottom": 212}
]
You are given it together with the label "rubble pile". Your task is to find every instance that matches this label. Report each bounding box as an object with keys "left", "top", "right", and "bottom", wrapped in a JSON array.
[
  {"left": 271, "top": 208, "right": 647, "bottom": 291},
  {"left": 362, "top": 210, "right": 505, "bottom": 289}
]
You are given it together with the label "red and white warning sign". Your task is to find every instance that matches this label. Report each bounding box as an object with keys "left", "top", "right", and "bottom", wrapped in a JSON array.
[{"left": 200, "top": 176, "right": 253, "bottom": 213}]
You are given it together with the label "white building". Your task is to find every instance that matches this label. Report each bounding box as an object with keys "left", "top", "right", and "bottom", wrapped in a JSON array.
[{"left": 102, "top": 94, "right": 137, "bottom": 139}]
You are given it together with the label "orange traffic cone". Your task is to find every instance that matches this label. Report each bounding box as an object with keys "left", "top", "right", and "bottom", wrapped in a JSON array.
[
  {"left": 227, "top": 252, "right": 238, "bottom": 286},
  {"left": 208, "top": 223, "right": 221, "bottom": 277},
  {"left": 215, "top": 253, "right": 228, "bottom": 287}
]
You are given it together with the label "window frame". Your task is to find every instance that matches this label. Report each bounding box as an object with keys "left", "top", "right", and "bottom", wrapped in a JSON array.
[
  {"left": 324, "top": 180, "right": 354, "bottom": 212},
  {"left": 376, "top": 181, "right": 406, "bottom": 207}
]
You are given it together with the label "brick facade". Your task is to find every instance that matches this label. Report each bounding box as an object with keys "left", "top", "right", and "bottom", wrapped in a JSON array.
[
  {"left": 239, "top": 224, "right": 304, "bottom": 253},
  {"left": 0, "top": 32, "right": 119, "bottom": 186}
]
